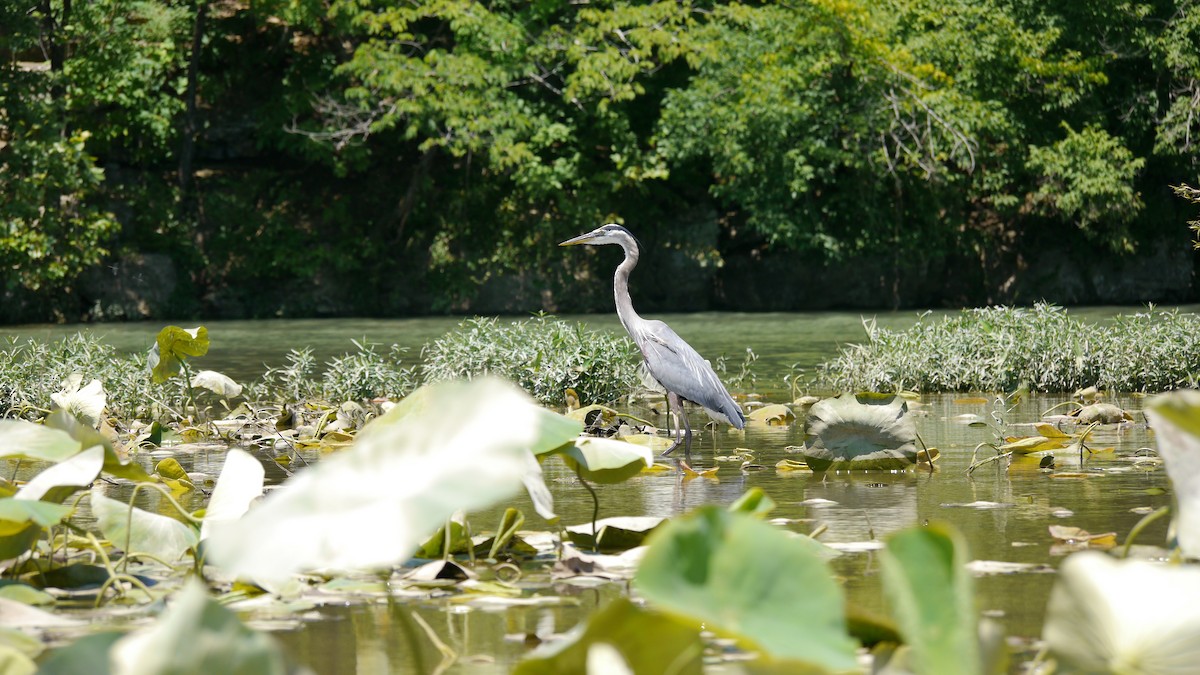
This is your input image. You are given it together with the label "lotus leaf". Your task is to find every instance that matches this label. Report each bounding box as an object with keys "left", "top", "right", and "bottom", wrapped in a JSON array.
[
  {"left": 881, "top": 524, "right": 982, "bottom": 675},
  {"left": 802, "top": 393, "right": 918, "bottom": 471},
  {"left": 190, "top": 370, "right": 242, "bottom": 398},
  {"left": 1071, "top": 403, "right": 1133, "bottom": 425},
  {"left": 1145, "top": 390, "right": 1200, "bottom": 557},
  {"left": 149, "top": 326, "right": 210, "bottom": 384},
  {"left": 514, "top": 597, "right": 702, "bottom": 675},
  {"left": 747, "top": 403, "right": 796, "bottom": 425},
  {"left": 91, "top": 491, "right": 199, "bottom": 563},
  {"left": 557, "top": 437, "right": 653, "bottom": 484},
  {"left": 635, "top": 507, "right": 858, "bottom": 671},
  {"left": 15, "top": 445, "right": 104, "bottom": 504},
  {"left": 1044, "top": 551, "right": 1200, "bottom": 674},
  {"left": 108, "top": 580, "right": 287, "bottom": 675},
  {"left": 204, "top": 379, "right": 577, "bottom": 587},
  {"left": 49, "top": 374, "right": 106, "bottom": 428}
]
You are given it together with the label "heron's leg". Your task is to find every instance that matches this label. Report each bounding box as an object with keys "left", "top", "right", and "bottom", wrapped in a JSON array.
[
  {"left": 661, "top": 392, "right": 685, "bottom": 456},
  {"left": 680, "top": 402, "right": 693, "bottom": 460}
]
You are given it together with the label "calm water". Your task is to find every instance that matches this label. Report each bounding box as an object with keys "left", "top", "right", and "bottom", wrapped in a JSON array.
[{"left": 6, "top": 309, "right": 1180, "bottom": 672}]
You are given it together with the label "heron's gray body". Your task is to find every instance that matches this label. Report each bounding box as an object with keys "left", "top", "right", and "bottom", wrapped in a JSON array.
[
  {"left": 560, "top": 224, "right": 745, "bottom": 455},
  {"left": 633, "top": 319, "right": 744, "bottom": 428}
]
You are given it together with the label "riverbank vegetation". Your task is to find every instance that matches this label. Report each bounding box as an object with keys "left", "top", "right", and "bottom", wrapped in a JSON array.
[
  {"left": 3, "top": 1, "right": 1199, "bottom": 320},
  {"left": 819, "top": 304, "right": 1200, "bottom": 393}
]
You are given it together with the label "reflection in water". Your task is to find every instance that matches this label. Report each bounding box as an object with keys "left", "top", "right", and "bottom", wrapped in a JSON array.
[{"left": 3, "top": 312, "right": 1181, "bottom": 673}]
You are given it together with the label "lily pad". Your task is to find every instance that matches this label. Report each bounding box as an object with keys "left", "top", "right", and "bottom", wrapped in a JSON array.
[
  {"left": 565, "top": 516, "right": 662, "bottom": 553},
  {"left": 802, "top": 393, "right": 918, "bottom": 471}
]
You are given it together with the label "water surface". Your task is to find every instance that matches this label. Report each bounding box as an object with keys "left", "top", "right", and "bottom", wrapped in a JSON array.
[{"left": 5, "top": 309, "right": 1179, "bottom": 672}]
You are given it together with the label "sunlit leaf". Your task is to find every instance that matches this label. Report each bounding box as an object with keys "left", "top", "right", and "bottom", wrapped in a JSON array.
[
  {"left": 45, "top": 411, "right": 153, "bottom": 482},
  {"left": 881, "top": 524, "right": 982, "bottom": 675},
  {"left": 1044, "top": 551, "right": 1200, "bottom": 674},
  {"left": 557, "top": 437, "right": 653, "bottom": 484},
  {"left": 728, "top": 487, "right": 775, "bottom": 518},
  {"left": 109, "top": 580, "right": 287, "bottom": 675},
  {"left": 0, "top": 499, "right": 73, "bottom": 528},
  {"left": 49, "top": 374, "right": 106, "bottom": 428},
  {"left": 635, "top": 507, "right": 857, "bottom": 670},
  {"left": 1146, "top": 390, "right": 1200, "bottom": 557},
  {"left": 149, "top": 326, "right": 210, "bottom": 384},
  {"left": 999, "top": 435, "right": 1068, "bottom": 454},
  {"left": 199, "top": 450, "right": 264, "bottom": 542},
  {"left": 514, "top": 597, "right": 703, "bottom": 675},
  {"left": 0, "top": 644, "right": 36, "bottom": 675},
  {"left": 190, "top": 370, "right": 243, "bottom": 398},
  {"left": 91, "top": 491, "right": 198, "bottom": 563},
  {"left": 1034, "top": 423, "right": 1072, "bottom": 439},
  {"left": 747, "top": 403, "right": 796, "bottom": 425},
  {"left": 416, "top": 520, "right": 472, "bottom": 558},
  {"left": 487, "top": 508, "right": 525, "bottom": 559},
  {"left": 205, "top": 379, "right": 574, "bottom": 587},
  {"left": 15, "top": 445, "right": 103, "bottom": 503},
  {"left": 0, "top": 421, "right": 81, "bottom": 463}
]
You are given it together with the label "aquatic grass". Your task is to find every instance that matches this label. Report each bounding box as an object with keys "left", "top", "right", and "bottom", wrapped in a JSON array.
[
  {"left": 321, "top": 340, "right": 418, "bottom": 402},
  {"left": 0, "top": 334, "right": 175, "bottom": 421},
  {"left": 421, "top": 315, "right": 641, "bottom": 406},
  {"left": 817, "top": 304, "right": 1200, "bottom": 393}
]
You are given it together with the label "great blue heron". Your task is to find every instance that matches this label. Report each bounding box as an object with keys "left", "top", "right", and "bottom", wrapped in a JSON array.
[{"left": 560, "top": 224, "right": 746, "bottom": 457}]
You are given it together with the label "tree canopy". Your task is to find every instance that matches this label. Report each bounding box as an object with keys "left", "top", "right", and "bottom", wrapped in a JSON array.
[{"left": 2, "top": 0, "right": 1197, "bottom": 319}]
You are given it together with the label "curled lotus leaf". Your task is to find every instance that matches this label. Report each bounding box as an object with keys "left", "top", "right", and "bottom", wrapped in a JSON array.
[
  {"left": 1071, "top": 403, "right": 1133, "bottom": 425},
  {"left": 801, "top": 393, "right": 918, "bottom": 471}
]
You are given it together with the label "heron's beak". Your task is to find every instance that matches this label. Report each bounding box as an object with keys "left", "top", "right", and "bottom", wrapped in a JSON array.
[{"left": 558, "top": 230, "right": 601, "bottom": 247}]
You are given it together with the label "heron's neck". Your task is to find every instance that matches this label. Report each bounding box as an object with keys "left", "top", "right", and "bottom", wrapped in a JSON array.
[{"left": 613, "top": 241, "right": 643, "bottom": 335}]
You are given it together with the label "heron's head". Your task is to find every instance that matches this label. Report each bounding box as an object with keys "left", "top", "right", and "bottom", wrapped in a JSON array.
[{"left": 558, "top": 223, "right": 635, "bottom": 248}]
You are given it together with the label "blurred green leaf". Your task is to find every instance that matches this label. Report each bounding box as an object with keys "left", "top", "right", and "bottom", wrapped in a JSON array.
[{"left": 635, "top": 506, "right": 857, "bottom": 670}]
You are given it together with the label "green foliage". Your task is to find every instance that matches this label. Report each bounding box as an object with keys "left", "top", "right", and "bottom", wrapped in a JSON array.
[
  {"left": 0, "top": 334, "right": 163, "bottom": 421},
  {"left": 881, "top": 524, "right": 982, "bottom": 675},
  {"left": 635, "top": 505, "right": 860, "bottom": 670},
  {"left": 818, "top": 304, "right": 1200, "bottom": 393},
  {"left": 422, "top": 315, "right": 641, "bottom": 406},
  {"left": 1027, "top": 124, "right": 1146, "bottom": 249},
  {"left": 0, "top": 126, "right": 117, "bottom": 292},
  {"left": 2, "top": 0, "right": 1198, "bottom": 314},
  {"left": 1176, "top": 183, "right": 1200, "bottom": 249}
]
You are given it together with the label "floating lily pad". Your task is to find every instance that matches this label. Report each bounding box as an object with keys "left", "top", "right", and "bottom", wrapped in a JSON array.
[
  {"left": 802, "top": 393, "right": 918, "bottom": 471},
  {"left": 565, "top": 516, "right": 662, "bottom": 553}
]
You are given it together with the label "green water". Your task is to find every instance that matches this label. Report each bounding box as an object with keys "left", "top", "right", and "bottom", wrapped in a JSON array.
[{"left": 5, "top": 309, "right": 1178, "bottom": 672}]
